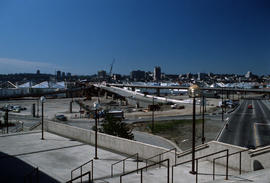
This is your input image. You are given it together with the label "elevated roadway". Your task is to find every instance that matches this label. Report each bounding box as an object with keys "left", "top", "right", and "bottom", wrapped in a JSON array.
[{"left": 109, "top": 83, "right": 270, "bottom": 94}]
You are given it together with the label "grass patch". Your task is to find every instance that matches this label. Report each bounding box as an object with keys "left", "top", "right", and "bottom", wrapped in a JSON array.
[{"left": 148, "top": 119, "right": 202, "bottom": 134}]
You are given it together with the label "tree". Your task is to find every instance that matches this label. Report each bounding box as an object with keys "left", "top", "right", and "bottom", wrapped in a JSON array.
[{"left": 100, "top": 115, "right": 134, "bottom": 140}]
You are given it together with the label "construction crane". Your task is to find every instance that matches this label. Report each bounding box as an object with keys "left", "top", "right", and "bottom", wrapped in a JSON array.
[{"left": 109, "top": 59, "right": 115, "bottom": 77}]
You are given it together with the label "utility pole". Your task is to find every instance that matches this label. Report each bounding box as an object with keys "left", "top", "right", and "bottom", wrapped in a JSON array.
[
  {"left": 222, "top": 88, "right": 224, "bottom": 121},
  {"left": 152, "top": 96, "right": 155, "bottom": 132},
  {"left": 94, "top": 109, "right": 98, "bottom": 159},
  {"left": 202, "top": 95, "right": 205, "bottom": 144},
  {"left": 37, "top": 99, "right": 39, "bottom": 118},
  {"left": 4, "top": 110, "right": 8, "bottom": 134}
]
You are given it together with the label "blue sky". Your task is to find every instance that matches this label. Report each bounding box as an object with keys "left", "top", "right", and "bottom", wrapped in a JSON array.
[{"left": 0, "top": 0, "right": 269, "bottom": 75}]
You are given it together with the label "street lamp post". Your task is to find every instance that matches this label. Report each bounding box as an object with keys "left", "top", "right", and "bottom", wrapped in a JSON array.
[
  {"left": 188, "top": 84, "right": 200, "bottom": 174},
  {"left": 152, "top": 96, "right": 155, "bottom": 132},
  {"left": 93, "top": 102, "right": 100, "bottom": 159},
  {"left": 221, "top": 88, "right": 224, "bottom": 121},
  {"left": 202, "top": 95, "right": 205, "bottom": 144},
  {"left": 40, "top": 96, "right": 46, "bottom": 140}
]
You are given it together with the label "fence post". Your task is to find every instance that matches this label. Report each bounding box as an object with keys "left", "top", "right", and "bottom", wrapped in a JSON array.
[
  {"left": 146, "top": 160, "right": 148, "bottom": 171},
  {"left": 196, "top": 159, "right": 198, "bottom": 183},
  {"left": 111, "top": 165, "right": 113, "bottom": 177},
  {"left": 175, "top": 148, "right": 177, "bottom": 165},
  {"left": 141, "top": 169, "right": 143, "bottom": 183},
  {"left": 167, "top": 159, "right": 170, "bottom": 183},
  {"left": 213, "top": 159, "right": 215, "bottom": 180},
  {"left": 137, "top": 153, "right": 139, "bottom": 174},
  {"left": 123, "top": 160, "right": 125, "bottom": 174},
  {"left": 71, "top": 171, "right": 73, "bottom": 181},
  {"left": 239, "top": 152, "right": 242, "bottom": 175},
  {"left": 159, "top": 155, "right": 161, "bottom": 168},
  {"left": 226, "top": 150, "right": 229, "bottom": 180},
  {"left": 81, "top": 167, "right": 82, "bottom": 183},
  {"left": 91, "top": 161, "right": 93, "bottom": 181},
  {"left": 171, "top": 166, "right": 174, "bottom": 183}
]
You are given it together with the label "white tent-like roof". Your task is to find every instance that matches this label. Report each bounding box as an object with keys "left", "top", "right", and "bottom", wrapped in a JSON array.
[
  {"left": 32, "top": 81, "right": 49, "bottom": 88},
  {"left": 18, "top": 82, "right": 31, "bottom": 88}
]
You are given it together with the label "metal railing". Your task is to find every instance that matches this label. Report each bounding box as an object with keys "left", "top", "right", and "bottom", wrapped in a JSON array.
[
  {"left": 145, "top": 148, "right": 177, "bottom": 170},
  {"left": 67, "top": 171, "right": 91, "bottom": 183},
  {"left": 120, "top": 159, "right": 170, "bottom": 183},
  {"left": 24, "top": 167, "right": 39, "bottom": 183},
  {"left": 177, "top": 144, "right": 209, "bottom": 159},
  {"left": 172, "top": 149, "right": 229, "bottom": 183},
  {"left": 249, "top": 145, "right": 270, "bottom": 157},
  {"left": 111, "top": 153, "right": 139, "bottom": 177},
  {"left": 71, "top": 159, "right": 93, "bottom": 182},
  {"left": 213, "top": 148, "right": 249, "bottom": 179}
]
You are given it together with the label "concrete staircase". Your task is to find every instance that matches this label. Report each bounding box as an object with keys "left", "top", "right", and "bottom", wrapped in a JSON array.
[{"left": 93, "top": 159, "right": 240, "bottom": 183}]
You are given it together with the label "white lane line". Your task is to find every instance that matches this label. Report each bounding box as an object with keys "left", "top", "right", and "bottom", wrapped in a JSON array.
[{"left": 253, "top": 123, "right": 260, "bottom": 147}]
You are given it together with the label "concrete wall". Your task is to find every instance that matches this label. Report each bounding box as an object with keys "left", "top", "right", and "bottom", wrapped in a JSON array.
[
  {"left": 44, "top": 121, "right": 177, "bottom": 164},
  {"left": 250, "top": 146, "right": 270, "bottom": 171},
  {"left": 176, "top": 141, "right": 252, "bottom": 172},
  {"left": 45, "top": 120, "right": 270, "bottom": 172}
]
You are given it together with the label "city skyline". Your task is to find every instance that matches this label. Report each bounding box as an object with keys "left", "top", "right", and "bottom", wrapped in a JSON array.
[{"left": 0, "top": 0, "right": 269, "bottom": 75}]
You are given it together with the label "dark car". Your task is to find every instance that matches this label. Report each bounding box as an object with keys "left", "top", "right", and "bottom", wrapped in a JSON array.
[
  {"left": 55, "top": 115, "right": 67, "bottom": 121},
  {"left": 248, "top": 104, "right": 253, "bottom": 109}
]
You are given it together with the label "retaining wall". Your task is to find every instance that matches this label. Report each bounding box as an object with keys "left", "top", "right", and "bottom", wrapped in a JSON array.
[{"left": 44, "top": 121, "right": 176, "bottom": 163}]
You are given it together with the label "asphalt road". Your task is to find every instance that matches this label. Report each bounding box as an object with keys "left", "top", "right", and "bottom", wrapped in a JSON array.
[{"left": 218, "top": 100, "right": 270, "bottom": 148}]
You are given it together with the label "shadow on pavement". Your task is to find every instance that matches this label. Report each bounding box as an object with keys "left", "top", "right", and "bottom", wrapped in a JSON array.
[{"left": 0, "top": 151, "right": 60, "bottom": 183}]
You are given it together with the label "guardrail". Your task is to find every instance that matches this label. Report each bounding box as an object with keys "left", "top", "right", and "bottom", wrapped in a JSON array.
[
  {"left": 71, "top": 159, "right": 93, "bottom": 182},
  {"left": 177, "top": 144, "right": 209, "bottom": 159},
  {"left": 213, "top": 148, "right": 249, "bottom": 179},
  {"left": 24, "top": 167, "right": 39, "bottom": 183},
  {"left": 249, "top": 145, "right": 270, "bottom": 157},
  {"left": 120, "top": 159, "right": 170, "bottom": 183},
  {"left": 172, "top": 149, "right": 229, "bottom": 183},
  {"left": 66, "top": 171, "right": 91, "bottom": 183},
  {"left": 111, "top": 153, "right": 139, "bottom": 177},
  {"left": 145, "top": 148, "right": 177, "bottom": 171}
]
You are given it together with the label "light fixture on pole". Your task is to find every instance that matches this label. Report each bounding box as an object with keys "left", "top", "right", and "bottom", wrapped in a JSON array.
[
  {"left": 93, "top": 102, "right": 100, "bottom": 159},
  {"left": 40, "top": 96, "right": 46, "bottom": 140},
  {"left": 188, "top": 84, "right": 200, "bottom": 174}
]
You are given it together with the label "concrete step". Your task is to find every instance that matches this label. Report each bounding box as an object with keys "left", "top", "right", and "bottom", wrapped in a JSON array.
[{"left": 98, "top": 160, "right": 242, "bottom": 183}]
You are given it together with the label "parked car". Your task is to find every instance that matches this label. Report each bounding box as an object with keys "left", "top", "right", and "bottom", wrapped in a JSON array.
[
  {"left": 248, "top": 104, "right": 253, "bottom": 109},
  {"left": 55, "top": 115, "right": 67, "bottom": 121}
]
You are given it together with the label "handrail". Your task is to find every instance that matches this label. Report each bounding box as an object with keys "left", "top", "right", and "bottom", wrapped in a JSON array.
[
  {"left": 177, "top": 144, "right": 209, "bottom": 159},
  {"left": 145, "top": 148, "right": 177, "bottom": 170},
  {"left": 71, "top": 159, "right": 93, "bottom": 182},
  {"left": 120, "top": 159, "right": 170, "bottom": 183},
  {"left": 249, "top": 144, "right": 270, "bottom": 156},
  {"left": 111, "top": 153, "right": 139, "bottom": 177},
  {"left": 172, "top": 149, "right": 229, "bottom": 183},
  {"left": 66, "top": 171, "right": 91, "bottom": 183},
  {"left": 24, "top": 167, "right": 39, "bottom": 183},
  {"left": 213, "top": 148, "right": 249, "bottom": 179}
]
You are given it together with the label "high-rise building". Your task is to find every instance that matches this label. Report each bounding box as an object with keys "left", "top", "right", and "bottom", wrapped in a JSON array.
[
  {"left": 98, "top": 70, "right": 107, "bottom": 79},
  {"left": 56, "top": 70, "right": 61, "bottom": 80},
  {"left": 130, "top": 70, "right": 145, "bottom": 81},
  {"left": 62, "top": 72, "right": 66, "bottom": 78},
  {"left": 153, "top": 66, "right": 161, "bottom": 81}
]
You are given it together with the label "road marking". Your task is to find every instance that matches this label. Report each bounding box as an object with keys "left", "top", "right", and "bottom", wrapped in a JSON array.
[
  {"left": 254, "top": 123, "right": 270, "bottom": 126},
  {"left": 253, "top": 123, "right": 260, "bottom": 147}
]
